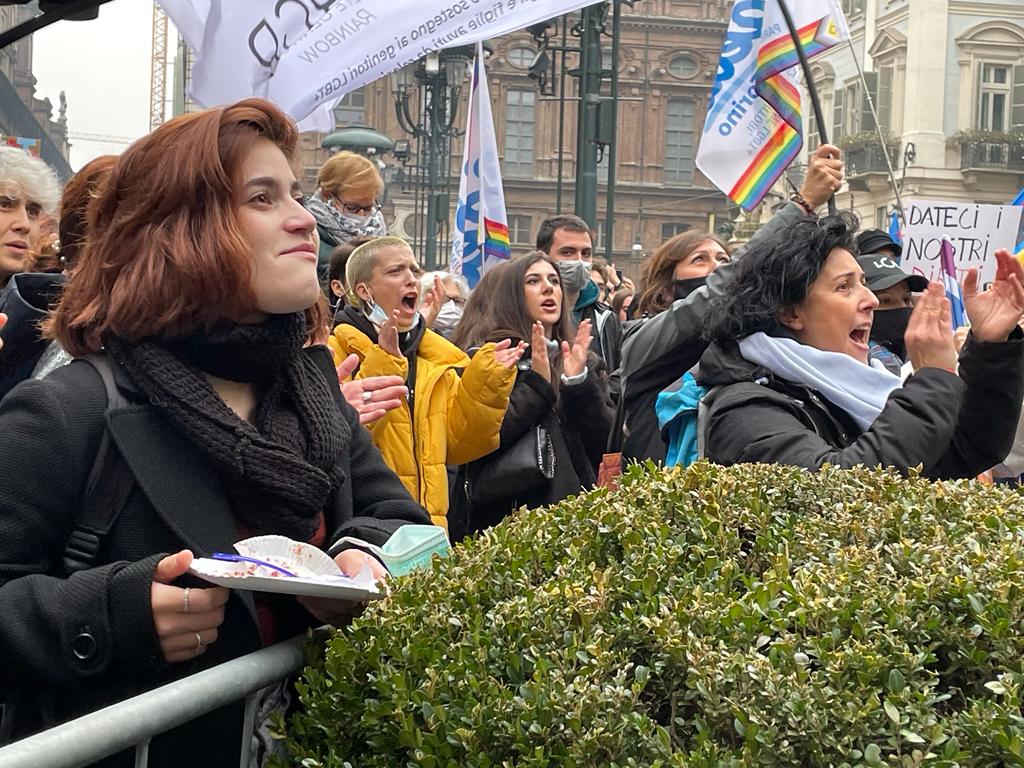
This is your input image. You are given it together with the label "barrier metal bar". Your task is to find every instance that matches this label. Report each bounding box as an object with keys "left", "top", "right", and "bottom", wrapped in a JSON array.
[{"left": 0, "top": 634, "right": 308, "bottom": 768}]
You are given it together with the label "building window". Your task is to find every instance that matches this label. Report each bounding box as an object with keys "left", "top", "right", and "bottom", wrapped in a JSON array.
[
  {"left": 808, "top": 104, "right": 820, "bottom": 151},
  {"left": 875, "top": 206, "right": 888, "bottom": 230},
  {"left": 333, "top": 88, "right": 365, "bottom": 126},
  {"left": 665, "top": 98, "right": 696, "bottom": 185},
  {"left": 504, "top": 89, "right": 535, "bottom": 178},
  {"left": 594, "top": 221, "right": 606, "bottom": 251},
  {"left": 508, "top": 214, "right": 532, "bottom": 245},
  {"left": 661, "top": 222, "right": 691, "bottom": 241},
  {"left": 877, "top": 66, "right": 893, "bottom": 133},
  {"left": 978, "top": 63, "right": 1011, "bottom": 132},
  {"left": 843, "top": 82, "right": 861, "bottom": 136},
  {"left": 668, "top": 54, "right": 698, "bottom": 79},
  {"left": 507, "top": 46, "right": 534, "bottom": 69}
]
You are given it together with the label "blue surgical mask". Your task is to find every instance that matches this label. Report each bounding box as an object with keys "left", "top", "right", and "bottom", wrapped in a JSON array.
[
  {"left": 334, "top": 524, "right": 450, "bottom": 577},
  {"left": 362, "top": 290, "right": 390, "bottom": 327}
]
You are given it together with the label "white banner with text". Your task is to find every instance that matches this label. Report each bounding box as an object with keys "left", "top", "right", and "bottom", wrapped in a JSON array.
[{"left": 158, "top": 0, "right": 596, "bottom": 131}]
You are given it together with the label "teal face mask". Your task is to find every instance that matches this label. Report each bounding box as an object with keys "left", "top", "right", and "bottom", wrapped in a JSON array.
[{"left": 335, "top": 525, "right": 450, "bottom": 577}]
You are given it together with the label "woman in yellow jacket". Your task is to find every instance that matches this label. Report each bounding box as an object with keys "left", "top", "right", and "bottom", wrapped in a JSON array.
[{"left": 328, "top": 237, "right": 523, "bottom": 529}]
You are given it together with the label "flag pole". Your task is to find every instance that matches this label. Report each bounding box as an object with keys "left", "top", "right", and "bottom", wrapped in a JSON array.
[
  {"left": 775, "top": 0, "right": 836, "bottom": 215},
  {"left": 844, "top": 38, "right": 906, "bottom": 224}
]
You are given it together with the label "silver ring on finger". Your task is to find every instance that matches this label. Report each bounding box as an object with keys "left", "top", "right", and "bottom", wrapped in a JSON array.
[
  {"left": 362, "top": 390, "right": 372, "bottom": 404},
  {"left": 182, "top": 587, "right": 191, "bottom": 614},
  {"left": 194, "top": 632, "right": 203, "bottom": 652}
]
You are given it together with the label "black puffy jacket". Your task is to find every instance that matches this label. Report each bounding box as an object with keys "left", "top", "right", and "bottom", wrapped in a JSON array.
[{"left": 697, "top": 330, "right": 1024, "bottom": 480}]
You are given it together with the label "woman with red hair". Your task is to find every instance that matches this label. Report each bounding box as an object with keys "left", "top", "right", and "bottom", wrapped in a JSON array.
[{"left": 0, "top": 99, "right": 428, "bottom": 764}]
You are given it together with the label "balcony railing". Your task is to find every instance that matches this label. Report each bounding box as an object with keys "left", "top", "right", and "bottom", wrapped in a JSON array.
[
  {"left": 960, "top": 141, "right": 1024, "bottom": 171},
  {"left": 844, "top": 144, "right": 898, "bottom": 176}
]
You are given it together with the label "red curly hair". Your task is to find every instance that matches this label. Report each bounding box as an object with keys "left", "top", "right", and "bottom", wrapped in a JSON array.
[{"left": 49, "top": 98, "right": 327, "bottom": 355}]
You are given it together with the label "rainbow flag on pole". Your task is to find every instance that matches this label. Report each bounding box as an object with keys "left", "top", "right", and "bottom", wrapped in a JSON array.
[
  {"left": 451, "top": 43, "right": 511, "bottom": 288},
  {"left": 696, "top": 0, "right": 849, "bottom": 211}
]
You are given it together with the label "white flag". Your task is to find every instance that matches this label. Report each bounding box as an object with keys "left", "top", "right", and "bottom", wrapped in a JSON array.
[
  {"left": 695, "top": 0, "right": 849, "bottom": 210},
  {"left": 451, "top": 43, "right": 510, "bottom": 288},
  {"left": 158, "top": 0, "right": 597, "bottom": 131}
]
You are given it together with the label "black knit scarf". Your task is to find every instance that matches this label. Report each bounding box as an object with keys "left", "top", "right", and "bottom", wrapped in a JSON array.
[{"left": 106, "top": 313, "right": 347, "bottom": 540}]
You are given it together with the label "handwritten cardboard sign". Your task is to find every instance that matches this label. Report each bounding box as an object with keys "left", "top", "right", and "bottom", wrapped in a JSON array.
[{"left": 901, "top": 200, "right": 1024, "bottom": 287}]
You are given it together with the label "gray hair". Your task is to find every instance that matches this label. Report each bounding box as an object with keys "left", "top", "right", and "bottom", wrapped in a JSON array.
[
  {"left": 0, "top": 147, "right": 60, "bottom": 215},
  {"left": 420, "top": 270, "right": 470, "bottom": 300}
]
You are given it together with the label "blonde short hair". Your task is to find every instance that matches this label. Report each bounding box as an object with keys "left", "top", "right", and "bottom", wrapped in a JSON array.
[
  {"left": 345, "top": 236, "right": 415, "bottom": 308},
  {"left": 0, "top": 147, "right": 60, "bottom": 215},
  {"left": 317, "top": 151, "right": 384, "bottom": 202}
]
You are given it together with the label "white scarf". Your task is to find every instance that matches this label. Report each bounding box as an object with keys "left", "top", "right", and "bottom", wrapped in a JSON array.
[{"left": 737, "top": 332, "right": 903, "bottom": 431}]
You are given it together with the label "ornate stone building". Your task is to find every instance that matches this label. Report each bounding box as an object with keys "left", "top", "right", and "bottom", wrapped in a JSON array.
[
  {"left": 0, "top": 6, "right": 71, "bottom": 178},
  {"left": 296, "top": 0, "right": 736, "bottom": 279}
]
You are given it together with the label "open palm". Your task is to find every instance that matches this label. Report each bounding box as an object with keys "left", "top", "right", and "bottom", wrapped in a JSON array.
[
  {"left": 963, "top": 249, "right": 1024, "bottom": 343},
  {"left": 561, "top": 320, "right": 593, "bottom": 378}
]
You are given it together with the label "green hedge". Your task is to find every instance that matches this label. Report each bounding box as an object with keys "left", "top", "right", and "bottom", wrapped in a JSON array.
[{"left": 275, "top": 463, "right": 1024, "bottom": 767}]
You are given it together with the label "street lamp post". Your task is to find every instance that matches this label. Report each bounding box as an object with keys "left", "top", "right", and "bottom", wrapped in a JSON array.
[{"left": 391, "top": 48, "right": 474, "bottom": 270}]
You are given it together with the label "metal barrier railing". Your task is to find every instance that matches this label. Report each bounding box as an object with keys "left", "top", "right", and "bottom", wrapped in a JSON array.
[{"left": 0, "top": 633, "right": 308, "bottom": 768}]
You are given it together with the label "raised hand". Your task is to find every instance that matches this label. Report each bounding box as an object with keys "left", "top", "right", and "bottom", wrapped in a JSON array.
[
  {"left": 964, "top": 249, "right": 1024, "bottom": 343},
  {"left": 378, "top": 309, "right": 402, "bottom": 358},
  {"left": 336, "top": 353, "right": 408, "bottom": 425},
  {"left": 420, "top": 275, "right": 446, "bottom": 330},
  {"left": 492, "top": 338, "right": 527, "bottom": 370},
  {"left": 0, "top": 312, "right": 6, "bottom": 353},
  {"left": 530, "top": 321, "right": 552, "bottom": 383},
  {"left": 904, "top": 283, "right": 958, "bottom": 373},
  {"left": 560, "top": 319, "right": 593, "bottom": 378},
  {"left": 297, "top": 549, "right": 388, "bottom": 626},
  {"left": 150, "top": 550, "right": 229, "bottom": 664},
  {"left": 799, "top": 144, "right": 844, "bottom": 209}
]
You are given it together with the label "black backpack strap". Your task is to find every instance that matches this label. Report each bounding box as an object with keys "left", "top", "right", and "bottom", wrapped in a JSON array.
[{"left": 62, "top": 355, "right": 135, "bottom": 576}]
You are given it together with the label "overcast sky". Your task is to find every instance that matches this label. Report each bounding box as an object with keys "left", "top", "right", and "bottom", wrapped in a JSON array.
[{"left": 31, "top": 1, "right": 166, "bottom": 171}]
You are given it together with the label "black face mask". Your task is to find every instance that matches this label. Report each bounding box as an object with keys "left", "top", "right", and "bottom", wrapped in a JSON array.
[
  {"left": 869, "top": 307, "right": 912, "bottom": 360},
  {"left": 672, "top": 276, "right": 707, "bottom": 301}
]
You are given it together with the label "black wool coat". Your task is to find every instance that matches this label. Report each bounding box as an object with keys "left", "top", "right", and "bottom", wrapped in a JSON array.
[
  {"left": 448, "top": 351, "right": 614, "bottom": 542},
  {"left": 0, "top": 346, "right": 429, "bottom": 766},
  {"left": 698, "top": 330, "right": 1024, "bottom": 480}
]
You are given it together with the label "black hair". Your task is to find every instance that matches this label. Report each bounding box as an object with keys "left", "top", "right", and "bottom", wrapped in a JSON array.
[
  {"left": 535, "top": 214, "right": 593, "bottom": 254},
  {"left": 703, "top": 212, "right": 860, "bottom": 345}
]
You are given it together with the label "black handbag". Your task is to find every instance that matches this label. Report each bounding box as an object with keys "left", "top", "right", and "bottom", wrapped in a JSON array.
[{"left": 465, "top": 425, "right": 556, "bottom": 506}]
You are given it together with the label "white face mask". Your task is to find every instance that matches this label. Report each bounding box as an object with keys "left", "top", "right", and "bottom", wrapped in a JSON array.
[
  {"left": 556, "top": 259, "right": 592, "bottom": 294},
  {"left": 433, "top": 299, "right": 464, "bottom": 332}
]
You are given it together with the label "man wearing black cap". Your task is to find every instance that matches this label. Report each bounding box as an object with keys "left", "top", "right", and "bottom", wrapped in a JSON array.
[
  {"left": 857, "top": 252, "right": 929, "bottom": 373},
  {"left": 856, "top": 228, "right": 902, "bottom": 262}
]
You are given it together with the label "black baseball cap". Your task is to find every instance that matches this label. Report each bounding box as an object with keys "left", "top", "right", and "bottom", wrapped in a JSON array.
[
  {"left": 857, "top": 253, "right": 929, "bottom": 293},
  {"left": 856, "top": 228, "right": 902, "bottom": 259}
]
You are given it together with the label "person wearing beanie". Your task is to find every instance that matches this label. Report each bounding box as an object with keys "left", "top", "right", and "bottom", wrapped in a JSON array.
[{"left": 856, "top": 228, "right": 902, "bottom": 261}]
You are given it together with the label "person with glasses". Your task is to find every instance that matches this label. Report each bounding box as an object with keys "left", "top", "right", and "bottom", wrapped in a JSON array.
[{"left": 305, "top": 150, "right": 387, "bottom": 276}]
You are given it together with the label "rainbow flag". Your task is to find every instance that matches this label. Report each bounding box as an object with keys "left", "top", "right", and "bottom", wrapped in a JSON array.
[
  {"left": 451, "top": 43, "right": 511, "bottom": 287},
  {"left": 696, "top": 0, "right": 849, "bottom": 212}
]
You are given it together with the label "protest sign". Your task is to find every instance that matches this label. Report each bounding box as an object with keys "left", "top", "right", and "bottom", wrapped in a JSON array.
[
  {"left": 901, "top": 199, "right": 1024, "bottom": 287},
  {"left": 158, "top": 0, "right": 597, "bottom": 131}
]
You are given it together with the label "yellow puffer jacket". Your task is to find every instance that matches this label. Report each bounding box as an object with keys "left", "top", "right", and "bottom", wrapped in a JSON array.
[{"left": 329, "top": 324, "right": 515, "bottom": 529}]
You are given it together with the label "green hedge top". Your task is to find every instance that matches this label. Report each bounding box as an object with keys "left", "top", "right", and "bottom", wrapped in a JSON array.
[{"left": 277, "top": 463, "right": 1024, "bottom": 767}]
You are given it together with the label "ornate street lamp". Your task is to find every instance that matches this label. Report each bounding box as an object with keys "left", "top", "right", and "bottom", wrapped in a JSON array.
[{"left": 390, "top": 45, "right": 476, "bottom": 270}]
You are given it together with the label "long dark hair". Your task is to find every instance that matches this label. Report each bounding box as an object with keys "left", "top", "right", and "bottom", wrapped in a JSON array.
[
  {"left": 703, "top": 212, "right": 859, "bottom": 345},
  {"left": 454, "top": 252, "right": 576, "bottom": 387}
]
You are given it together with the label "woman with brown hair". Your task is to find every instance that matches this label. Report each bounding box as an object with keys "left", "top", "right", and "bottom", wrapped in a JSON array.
[
  {"left": 448, "top": 253, "right": 614, "bottom": 542},
  {"left": 634, "top": 230, "right": 730, "bottom": 318},
  {"left": 0, "top": 99, "right": 427, "bottom": 764},
  {"left": 305, "top": 150, "right": 386, "bottom": 273}
]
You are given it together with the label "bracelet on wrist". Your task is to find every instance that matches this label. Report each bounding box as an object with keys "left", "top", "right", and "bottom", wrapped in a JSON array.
[
  {"left": 790, "top": 192, "right": 815, "bottom": 216},
  {"left": 560, "top": 367, "right": 588, "bottom": 385}
]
